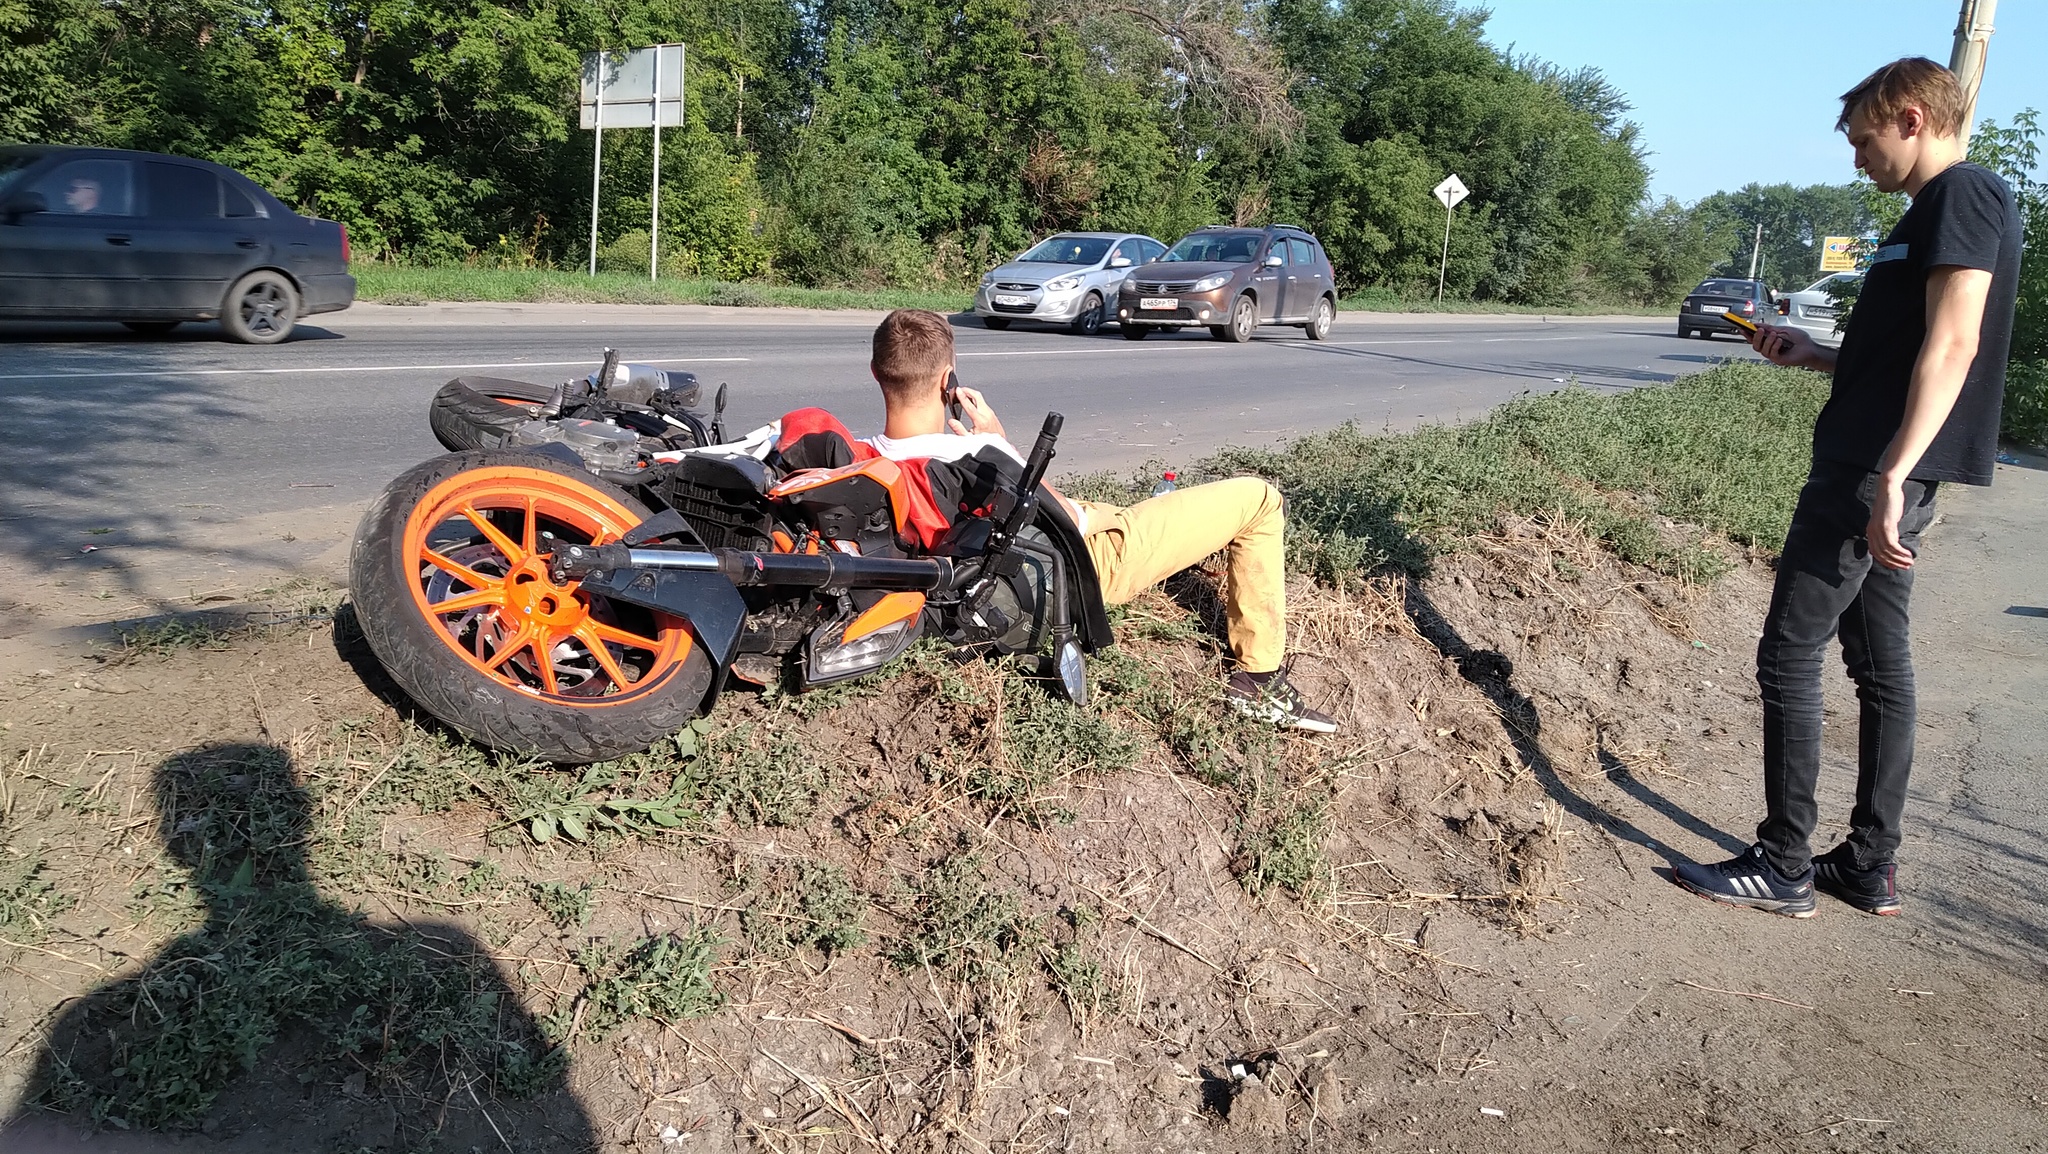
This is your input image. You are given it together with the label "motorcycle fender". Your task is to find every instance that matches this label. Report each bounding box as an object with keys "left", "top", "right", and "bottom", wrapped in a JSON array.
[{"left": 577, "top": 568, "right": 750, "bottom": 705}]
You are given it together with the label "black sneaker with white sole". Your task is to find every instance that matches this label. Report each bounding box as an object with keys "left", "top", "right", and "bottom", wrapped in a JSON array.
[
  {"left": 1672, "top": 843, "right": 1816, "bottom": 918},
  {"left": 1226, "top": 668, "right": 1339, "bottom": 734},
  {"left": 1813, "top": 843, "right": 1902, "bottom": 915}
]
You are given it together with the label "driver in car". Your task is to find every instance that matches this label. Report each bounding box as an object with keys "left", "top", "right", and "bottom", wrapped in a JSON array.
[
  {"left": 860, "top": 308, "right": 1337, "bottom": 732},
  {"left": 63, "top": 176, "right": 102, "bottom": 213}
]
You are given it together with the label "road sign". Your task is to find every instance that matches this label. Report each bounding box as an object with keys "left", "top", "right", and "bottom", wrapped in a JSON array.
[
  {"left": 1433, "top": 174, "right": 1469, "bottom": 210},
  {"left": 580, "top": 45, "right": 685, "bottom": 129},
  {"left": 580, "top": 44, "right": 686, "bottom": 280}
]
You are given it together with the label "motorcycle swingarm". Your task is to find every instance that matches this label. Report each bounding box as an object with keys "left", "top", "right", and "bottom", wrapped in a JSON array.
[{"left": 577, "top": 567, "right": 751, "bottom": 686}]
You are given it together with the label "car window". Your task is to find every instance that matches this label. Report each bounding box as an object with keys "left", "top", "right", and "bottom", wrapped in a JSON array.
[
  {"left": 31, "top": 158, "right": 136, "bottom": 216},
  {"left": 1110, "top": 240, "right": 1139, "bottom": 265},
  {"left": 0, "top": 153, "right": 41, "bottom": 196},
  {"left": 148, "top": 162, "right": 221, "bottom": 219},
  {"left": 1140, "top": 240, "right": 1165, "bottom": 262},
  {"left": 1165, "top": 232, "right": 1263, "bottom": 263},
  {"left": 1695, "top": 279, "right": 1754, "bottom": 296},
  {"left": 222, "top": 179, "right": 263, "bottom": 219},
  {"left": 1018, "top": 235, "right": 1112, "bottom": 265},
  {"left": 1287, "top": 238, "right": 1314, "bottom": 267}
]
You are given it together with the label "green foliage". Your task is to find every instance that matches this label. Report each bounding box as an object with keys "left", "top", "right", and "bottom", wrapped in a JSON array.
[
  {"left": 5, "top": 0, "right": 1692, "bottom": 305},
  {"left": 887, "top": 854, "right": 1037, "bottom": 985},
  {"left": 972, "top": 670, "right": 1142, "bottom": 818},
  {"left": 740, "top": 858, "right": 867, "bottom": 958},
  {"left": 529, "top": 880, "right": 600, "bottom": 931},
  {"left": 1209, "top": 361, "right": 1829, "bottom": 581},
  {"left": 1969, "top": 110, "right": 2046, "bottom": 445},
  {"left": 0, "top": 852, "right": 75, "bottom": 945},
  {"left": 1693, "top": 181, "right": 1872, "bottom": 291},
  {"left": 570, "top": 927, "right": 725, "bottom": 1042},
  {"left": 1234, "top": 794, "right": 1333, "bottom": 904}
]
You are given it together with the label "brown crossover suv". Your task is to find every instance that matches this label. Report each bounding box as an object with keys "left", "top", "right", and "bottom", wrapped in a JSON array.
[{"left": 1115, "top": 225, "right": 1336, "bottom": 342}]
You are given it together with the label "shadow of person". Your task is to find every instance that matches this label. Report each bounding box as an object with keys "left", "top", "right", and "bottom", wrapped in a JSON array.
[
  {"left": 5, "top": 744, "right": 596, "bottom": 1152},
  {"left": 1398, "top": 563, "right": 1746, "bottom": 871}
]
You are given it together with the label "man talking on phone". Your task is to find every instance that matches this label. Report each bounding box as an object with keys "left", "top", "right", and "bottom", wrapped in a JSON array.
[{"left": 1673, "top": 58, "right": 2020, "bottom": 917}]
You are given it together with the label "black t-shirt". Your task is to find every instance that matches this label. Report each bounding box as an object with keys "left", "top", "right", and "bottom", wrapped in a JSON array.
[{"left": 1814, "top": 162, "right": 2021, "bottom": 485}]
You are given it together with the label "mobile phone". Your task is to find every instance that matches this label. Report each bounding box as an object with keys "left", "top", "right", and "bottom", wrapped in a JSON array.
[
  {"left": 943, "top": 369, "right": 966, "bottom": 428},
  {"left": 1721, "top": 310, "right": 1760, "bottom": 335}
]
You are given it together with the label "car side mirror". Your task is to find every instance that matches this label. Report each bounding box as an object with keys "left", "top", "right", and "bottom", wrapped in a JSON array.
[
  {"left": 1, "top": 190, "right": 47, "bottom": 221},
  {"left": 1109, "top": 256, "right": 1131, "bottom": 268},
  {"left": 1263, "top": 254, "right": 1283, "bottom": 267}
]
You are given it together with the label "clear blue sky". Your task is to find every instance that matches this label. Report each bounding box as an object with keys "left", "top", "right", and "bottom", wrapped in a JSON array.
[{"left": 1478, "top": 1, "right": 2047, "bottom": 203}]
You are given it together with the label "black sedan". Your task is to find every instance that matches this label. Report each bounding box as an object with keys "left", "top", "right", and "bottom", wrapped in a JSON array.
[
  {"left": 1677, "top": 277, "right": 1774, "bottom": 340},
  {"left": 0, "top": 146, "right": 354, "bottom": 343}
]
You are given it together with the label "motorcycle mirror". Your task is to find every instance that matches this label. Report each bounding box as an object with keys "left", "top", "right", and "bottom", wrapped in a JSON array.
[
  {"left": 711, "top": 381, "right": 729, "bottom": 444},
  {"left": 1055, "top": 638, "right": 1089, "bottom": 706}
]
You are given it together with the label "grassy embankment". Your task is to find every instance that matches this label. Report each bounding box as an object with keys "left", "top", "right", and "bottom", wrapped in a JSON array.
[
  {"left": 4, "top": 361, "right": 1826, "bottom": 1129},
  {"left": 352, "top": 264, "right": 1672, "bottom": 317}
]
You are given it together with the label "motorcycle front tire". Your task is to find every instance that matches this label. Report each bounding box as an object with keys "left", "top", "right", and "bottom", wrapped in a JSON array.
[{"left": 350, "top": 449, "right": 717, "bottom": 763}]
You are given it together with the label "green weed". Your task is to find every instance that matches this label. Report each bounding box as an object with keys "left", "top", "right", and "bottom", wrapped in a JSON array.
[
  {"left": 965, "top": 671, "right": 1141, "bottom": 821},
  {"left": 1208, "top": 361, "right": 1827, "bottom": 580},
  {"left": 686, "top": 723, "right": 831, "bottom": 828},
  {"left": 529, "top": 880, "right": 600, "bottom": 930},
  {"left": 1234, "top": 795, "right": 1334, "bottom": 904},
  {"left": 0, "top": 853, "right": 76, "bottom": 945},
  {"left": 114, "top": 617, "right": 235, "bottom": 657},
  {"left": 570, "top": 926, "right": 725, "bottom": 1042},
  {"left": 741, "top": 859, "right": 867, "bottom": 958},
  {"left": 887, "top": 854, "right": 1037, "bottom": 986},
  {"left": 1044, "top": 942, "right": 1109, "bottom": 1034}
]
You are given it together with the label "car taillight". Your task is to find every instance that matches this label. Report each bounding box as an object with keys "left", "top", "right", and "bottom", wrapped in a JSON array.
[
  {"left": 340, "top": 224, "right": 352, "bottom": 264},
  {"left": 1742, "top": 300, "right": 1754, "bottom": 313}
]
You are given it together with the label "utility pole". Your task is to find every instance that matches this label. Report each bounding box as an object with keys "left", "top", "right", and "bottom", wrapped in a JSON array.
[
  {"left": 1748, "top": 221, "right": 1763, "bottom": 281},
  {"left": 1950, "top": 0, "right": 1997, "bottom": 149}
]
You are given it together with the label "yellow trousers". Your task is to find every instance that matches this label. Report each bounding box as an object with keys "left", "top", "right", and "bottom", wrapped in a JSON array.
[{"left": 1075, "top": 476, "right": 1287, "bottom": 673}]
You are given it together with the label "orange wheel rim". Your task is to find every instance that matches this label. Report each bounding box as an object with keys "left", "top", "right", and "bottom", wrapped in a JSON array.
[{"left": 402, "top": 466, "right": 693, "bottom": 705}]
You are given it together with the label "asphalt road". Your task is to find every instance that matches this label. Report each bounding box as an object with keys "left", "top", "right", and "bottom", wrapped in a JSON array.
[{"left": 0, "top": 303, "right": 1762, "bottom": 625}]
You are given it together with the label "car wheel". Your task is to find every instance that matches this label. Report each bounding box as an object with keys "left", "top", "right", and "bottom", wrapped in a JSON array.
[
  {"left": 1676, "top": 321, "right": 1691, "bottom": 338},
  {"left": 1218, "top": 294, "right": 1256, "bottom": 343},
  {"left": 1120, "top": 323, "right": 1150, "bottom": 341},
  {"left": 1304, "top": 297, "right": 1334, "bottom": 341},
  {"left": 122, "top": 321, "right": 182, "bottom": 336},
  {"left": 981, "top": 316, "right": 1011, "bottom": 331},
  {"left": 221, "top": 271, "right": 299, "bottom": 344},
  {"left": 1069, "top": 292, "right": 1104, "bottom": 336}
]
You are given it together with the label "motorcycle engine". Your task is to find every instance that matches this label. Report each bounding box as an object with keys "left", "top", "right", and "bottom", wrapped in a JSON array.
[{"left": 509, "top": 418, "right": 640, "bottom": 473}]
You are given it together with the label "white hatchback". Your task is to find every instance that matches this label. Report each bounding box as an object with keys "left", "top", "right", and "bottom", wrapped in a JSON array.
[{"left": 1777, "top": 272, "right": 1860, "bottom": 348}]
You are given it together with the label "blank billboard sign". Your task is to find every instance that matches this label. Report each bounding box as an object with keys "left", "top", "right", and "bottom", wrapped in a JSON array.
[{"left": 580, "top": 44, "right": 684, "bottom": 129}]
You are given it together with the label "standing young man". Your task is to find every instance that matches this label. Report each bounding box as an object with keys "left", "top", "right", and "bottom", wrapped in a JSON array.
[
  {"left": 1674, "top": 58, "right": 2021, "bottom": 917},
  {"left": 862, "top": 308, "right": 1338, "bottom": 732}
]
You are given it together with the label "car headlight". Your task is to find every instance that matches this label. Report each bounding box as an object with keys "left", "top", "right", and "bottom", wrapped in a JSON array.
[
  {"left": 980, "top": 271, "right": 997, "bottom": 286},
  {"left": 1043, "top": 275, "right": 1083, "bottom": 294},
  {"left": 1192, "top": 273, "right": 1231, "bottom": 292}
]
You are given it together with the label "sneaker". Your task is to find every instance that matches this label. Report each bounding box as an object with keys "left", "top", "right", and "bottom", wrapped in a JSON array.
[
  {"left": 1813, "top": 844, "right": 1902, "bottom": 916},
  {"left": 1226, "top": 667, "right": 1339, "bottom": 734},
  {"left": 1672, "top": 844, "right": 1816, "bottom": 918}
]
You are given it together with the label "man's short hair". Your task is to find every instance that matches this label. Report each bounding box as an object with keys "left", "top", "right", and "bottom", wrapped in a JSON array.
[
  {"left": 1837, "top": 57, "right": 1966, "bottom": 137},
  {"left": 872, "top": 309, "right": 953, "bottom": 404}
]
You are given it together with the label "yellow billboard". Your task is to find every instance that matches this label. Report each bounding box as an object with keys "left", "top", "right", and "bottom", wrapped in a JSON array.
[{"left": 1819, "top": 235, "right": 1871, "bottom": 272}]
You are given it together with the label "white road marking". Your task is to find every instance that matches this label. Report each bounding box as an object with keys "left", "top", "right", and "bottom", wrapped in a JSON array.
[{"left": 0, "top": 356, "right": 750, "bottom": 383}]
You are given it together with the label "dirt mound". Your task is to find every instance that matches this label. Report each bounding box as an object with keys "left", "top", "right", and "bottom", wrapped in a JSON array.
[{"left": 6, "top": 515, "right": 2033, "bottom": 1152}]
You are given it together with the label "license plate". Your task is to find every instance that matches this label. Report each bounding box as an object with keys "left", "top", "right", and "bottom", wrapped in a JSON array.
[
  {"left": 1805, "top": 304, "right": 1835, "bottom": 318},
  {"left": 1141, "top": 297, "right": 1178, "bottom": 311},
  {"left": 993, "top": 294, "right": 1030, "bottom": 307}
]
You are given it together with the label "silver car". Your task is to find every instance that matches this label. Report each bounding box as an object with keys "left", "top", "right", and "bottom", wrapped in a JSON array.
[
  {"left": 1776, "top": 271, "right": 1859, "bottom": 349},
  {"left": 974, "top": 232, "right": 1166, "bottom": 335}
]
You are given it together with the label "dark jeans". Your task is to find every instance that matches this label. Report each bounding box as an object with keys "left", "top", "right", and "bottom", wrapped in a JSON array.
[{"left": 1755, "top": 462, "right": 1939, "bottom": 875}]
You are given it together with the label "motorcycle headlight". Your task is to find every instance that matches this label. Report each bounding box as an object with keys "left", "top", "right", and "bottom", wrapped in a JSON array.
[
  {"left": 1192, "top": 273, "right": 1231, "bottom": 292},
  {"left": 807, "top": 617, "right": 920, "bottom": 681},
  {"left": 1043, "top": 275, "right": 1083, "bottom": 294}
]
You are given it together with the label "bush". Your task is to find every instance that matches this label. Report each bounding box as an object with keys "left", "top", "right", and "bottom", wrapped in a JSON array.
[{"left": 2005, "top": 359, "right": 2048, "bottom": 448}]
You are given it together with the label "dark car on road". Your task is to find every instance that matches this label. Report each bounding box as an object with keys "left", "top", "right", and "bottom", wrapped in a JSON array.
[
  {"left": 0, "top": 146, "right": 354, "bottom": 343},
  {"left": 1116, "top": 225, "right": 1337, "bottom": 342},
  {"left": 1677, "top": 277, "right": 1774, "bottom": 340}
]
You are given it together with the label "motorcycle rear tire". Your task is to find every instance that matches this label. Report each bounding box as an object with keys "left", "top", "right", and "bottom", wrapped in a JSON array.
[
  {"left": 429, "top": 378, "right": 556, "bottom": 452},
  {"left": 350, "top": 449, "right": 717, "bottom": 763}
]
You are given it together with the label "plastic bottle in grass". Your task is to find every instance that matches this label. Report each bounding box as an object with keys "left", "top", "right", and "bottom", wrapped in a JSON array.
[{"left": 1150, "top": 471, "right": 1178, "bottom": 498}]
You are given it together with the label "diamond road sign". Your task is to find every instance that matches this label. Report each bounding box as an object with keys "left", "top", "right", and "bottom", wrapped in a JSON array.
[{"left": 1433, "top": 174, "right": 1469, "bottom": 209}]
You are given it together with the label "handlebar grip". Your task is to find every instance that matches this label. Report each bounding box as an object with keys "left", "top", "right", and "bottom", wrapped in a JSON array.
[{"left": 1016, "top": 411, "right": 1063, "bottom": 497}]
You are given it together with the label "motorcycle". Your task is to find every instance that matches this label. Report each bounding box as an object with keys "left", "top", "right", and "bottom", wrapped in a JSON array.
[{"left": 349, "top": 350, "right": 1110, "bottom": 763}]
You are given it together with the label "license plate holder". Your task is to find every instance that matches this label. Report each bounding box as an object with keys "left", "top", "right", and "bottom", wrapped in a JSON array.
[{"left": 1141, "top": 297, "right": 1178, "bottom": 311}]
